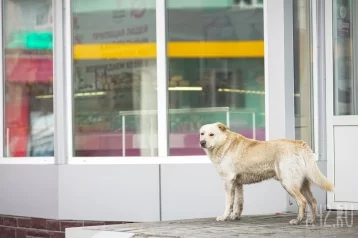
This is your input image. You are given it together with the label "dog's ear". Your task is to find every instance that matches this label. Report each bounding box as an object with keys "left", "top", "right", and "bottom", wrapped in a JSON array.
[{"left": 217, "top": 122, "right": 229, "bottom": 132}]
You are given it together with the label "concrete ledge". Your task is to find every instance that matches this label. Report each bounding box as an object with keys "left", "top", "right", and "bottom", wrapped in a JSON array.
[
  {"left": 66, "top": 228, "right": 134, "bottom": 238},
  {"left": 66, "top": 211, "right": 358, "bottom": 238}
]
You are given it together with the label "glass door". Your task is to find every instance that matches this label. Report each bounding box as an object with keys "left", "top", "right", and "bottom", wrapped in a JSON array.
[
  {"left": 333, "top": 0, "right": 354, "bottom": 115},
  {"left": 327, "top": 0, "right": 358, "bottom": 210}
]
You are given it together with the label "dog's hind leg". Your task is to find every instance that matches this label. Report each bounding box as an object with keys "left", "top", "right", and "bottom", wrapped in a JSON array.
[
  {"left": 281, "top": 179, "right": 307, "bottom": 225},
  {"left": 230, "top": 184, "right": 243, "bottom": 220},
  {"left": 278, "top": 156, "right": 308, "bottom": 225},
  {"left": 301, "top": 179, "right": 317, "bottom": 225}
]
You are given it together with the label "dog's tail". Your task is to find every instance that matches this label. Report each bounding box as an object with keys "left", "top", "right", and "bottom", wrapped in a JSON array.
[{"left": 305, "top": 151, "right": 334, "bottom": 192}]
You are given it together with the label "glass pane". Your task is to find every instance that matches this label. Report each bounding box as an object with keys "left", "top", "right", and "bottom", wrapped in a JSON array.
[
  {"left": 3, "top": 0, "right": 54, "bottom": 157},
  {"left": 167, "top": 0, "right": 265, "bottom": 156},
  {"left": 333, "top": 0, "right": 355, "bottom": 115},
  {"left": 72, "top": 0, "right": 157, "bottom": 157},
  {"left": 293, "top": 0, "right": 314, "bottom": 148}
]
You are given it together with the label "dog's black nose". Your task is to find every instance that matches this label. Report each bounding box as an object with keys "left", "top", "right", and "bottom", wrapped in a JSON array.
[{"left": 200, "top": 140, "right": 206, "bottom": 147}]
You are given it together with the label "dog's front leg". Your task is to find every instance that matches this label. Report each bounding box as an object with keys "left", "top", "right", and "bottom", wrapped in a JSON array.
[
  {"left": 230, "top": 184, "right": 243, "bottom": 220},
  {"left": 216, "top": 180, "right": 235, "bottom": 221}
]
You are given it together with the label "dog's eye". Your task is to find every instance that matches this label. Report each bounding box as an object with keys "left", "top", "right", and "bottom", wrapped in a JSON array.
[
  {"left": 209, "top": 133, "right": 214, "bottom": 136},
  {"left": 200, "top": 133, "right": 204, "bottom": 135}
]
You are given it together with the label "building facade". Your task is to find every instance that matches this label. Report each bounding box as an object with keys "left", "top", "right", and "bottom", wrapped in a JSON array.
[{"left": 0, "top": 0, "right": 355, "bottom": 226}]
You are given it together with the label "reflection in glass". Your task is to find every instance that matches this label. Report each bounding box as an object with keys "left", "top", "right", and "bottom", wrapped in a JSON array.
[
  {"left": 333, "top": 0, "right": 355, "bottom": 115},
  {"left": 72, "top": 0, "right": 157, "bottom": 157},
  {"left": 293, "top": 0, "right": 314, "bottom": 148},
  {"left": 3, "top": 0, "right": 54, "bottom": 157},
  {"left": 167, "top": 0, "right": 265, "bottom": 156}
]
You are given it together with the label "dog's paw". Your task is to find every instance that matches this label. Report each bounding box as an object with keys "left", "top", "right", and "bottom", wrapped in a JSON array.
[
  {"left": 289, "top": 219, "right": 302, "bottom": 225},
  {"left": 305, "top": 219, "right": 315, "bottom": 225},
  {"left": 216, "top": 215, "right": 229, "bottom": 221},
  {"left": 229, "top": 212, "right": 241, "bottom": 220}
]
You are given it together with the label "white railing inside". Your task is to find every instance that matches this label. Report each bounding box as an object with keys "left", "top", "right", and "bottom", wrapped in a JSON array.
[{"left": 118, "top": 107, "right": 258, "bottom": 156}]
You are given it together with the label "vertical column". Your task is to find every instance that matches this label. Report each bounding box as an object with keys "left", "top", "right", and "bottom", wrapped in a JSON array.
[
  {"left": 53, "top": 0, "right": 68, "bottom": 164},
  {"left": 312, "top": 0, "right": 326, "bottom": 159},
  {"left": 264, "top": 0, "right": 295, "bottom": 211},
  {"left": 64, "top": 0, "right": 74, "bottom": 162},
  {"left": 139, "top": 66, "right": 158, "bottom": 156},
  {"left": 264, "top": 0, "right": 295, "bottom": 141},
  {"left": 156, "top": 0, "right": 169, "bottom": 157},
  {"left": 0, "top": 1, "right": 4, "bottom": 159}
]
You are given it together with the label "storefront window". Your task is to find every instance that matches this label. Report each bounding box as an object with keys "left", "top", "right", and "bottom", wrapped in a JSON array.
[
  {"left": 293, "top": 0, "right": 314, "bottom": 148},
  {"left": 72, "top": 0, "right": 157, "bottom": 156},
  {"left": 3, "top": 0, "right": 54, "bottom": 157},
  {"left": 333, "top": 0, "right": 357, "bottom": 115},
  {"left": 167, "top": 0, "right": 265, "bottom": 156}
]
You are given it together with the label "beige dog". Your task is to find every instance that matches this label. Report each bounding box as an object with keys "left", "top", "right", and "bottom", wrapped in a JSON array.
[{"left": 199, "top": 122, "right": 334, "bottom": 225}]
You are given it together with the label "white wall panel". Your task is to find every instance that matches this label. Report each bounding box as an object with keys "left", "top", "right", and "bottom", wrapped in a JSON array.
[
  {"left": 0, "top": 165, "right": 58, "bottom": 219},
  {"left": 160, "top": 164, "right": 287, "bottom": 221},
  {"left": 58, "top": 164, "right": 160, "bottom": 222}
]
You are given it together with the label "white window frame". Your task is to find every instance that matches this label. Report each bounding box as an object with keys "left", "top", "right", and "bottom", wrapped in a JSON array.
[
  {"left": 0, "top": 0, "right": 57, "bottom": 164},
  {"left": 0, "top": 0, "right": 4, "bottom": 162},
  {"left": 0, "top": 0, "right": 322, "bottom": 165},
  {"left": 64, "top": 0, "right": 210, "bottom": 164},
  {"left": 292, "top": 0, "right": 326, "bottom": 161},
  {"left": 65, "top": 0, "right": 265, "bottom": 165},
  {"left": 292, "top": 0, "right": 325, "bottom": 162},
  {"left": 311, "top": 0, "right": 327, "bottom": 161}
]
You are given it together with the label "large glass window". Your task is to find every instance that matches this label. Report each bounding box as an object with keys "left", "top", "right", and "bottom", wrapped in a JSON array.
[
  {"left": 293, "top": 0, "right": 314, "bottom": 148},
  {"left": 167, "top": 0, "right": 265, "bottom": 156},
  {"left": 72, "top": 0, "right": 157, "bottom": 157},
  {"left": 333, "top": 0, "right": 357, "bottom": 116},
  {"left": 3, "top": 0, "right": 54, "bottom": 157}
]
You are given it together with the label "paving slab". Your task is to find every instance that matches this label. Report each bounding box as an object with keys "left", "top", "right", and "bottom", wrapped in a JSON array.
[{"left": 66, "top": 211, "right": 358, "bottom": 238}]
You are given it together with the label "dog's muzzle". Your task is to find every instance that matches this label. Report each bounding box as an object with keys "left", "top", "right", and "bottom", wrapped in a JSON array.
[{"left": 200, "top": 140, "right": 206, "bottom": 148}]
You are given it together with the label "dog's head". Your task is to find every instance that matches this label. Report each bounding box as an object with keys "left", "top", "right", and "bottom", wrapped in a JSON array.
[{"left": 199, "top": 122, "right": 229, "bottom": 150}]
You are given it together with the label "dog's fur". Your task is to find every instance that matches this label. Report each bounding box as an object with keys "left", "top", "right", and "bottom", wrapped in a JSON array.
[{"left": 199, "top": 122, "right": 334, "bottom": 225}]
